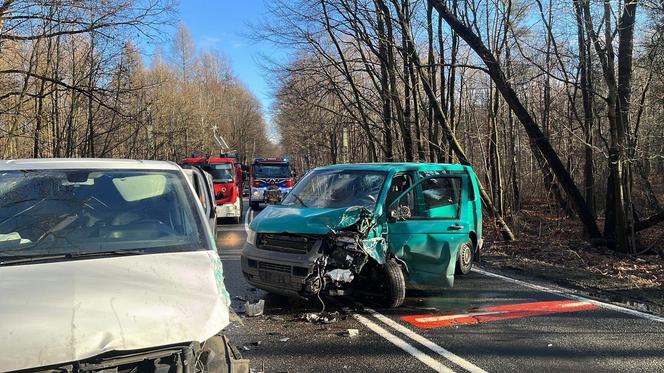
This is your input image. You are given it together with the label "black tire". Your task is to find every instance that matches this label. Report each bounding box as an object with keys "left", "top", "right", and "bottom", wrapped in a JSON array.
[
  {"left": 455, "top": 242, "right": 474, "bottom": 275},
  {"left": 383, "top": 259, "right": 406, "bottom": 308},
  {"left": 250, "top": 201, "right": 260, "bottom": 211}
]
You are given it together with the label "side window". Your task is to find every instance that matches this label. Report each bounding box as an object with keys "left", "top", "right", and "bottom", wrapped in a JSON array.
[
  {"left": 419, "top": 177, "right": 462, "bottom": 219},
  {"left": 387, "top": 173, "right": 415, "bottom": 215},
  {"left": 194, "top": 173, "right": 208, "bottom": 211}
]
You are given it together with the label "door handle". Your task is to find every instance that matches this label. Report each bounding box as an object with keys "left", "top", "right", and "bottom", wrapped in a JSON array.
[{"left": 448, "top": 224, "right": 464, "bottom": 230}]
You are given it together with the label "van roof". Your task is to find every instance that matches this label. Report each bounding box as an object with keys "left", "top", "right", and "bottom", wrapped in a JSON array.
[
  {"left": 313, "top": 162, "right": 471, "bottom": 173},
  {"left": 0, "top": 158, "right": 180, "bottom": 171}
]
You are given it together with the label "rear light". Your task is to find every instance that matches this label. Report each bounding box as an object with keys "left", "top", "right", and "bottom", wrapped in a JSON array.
[
  {"left": 281, "top": 179, "right": 294, "bottom": 188},
  {"left": 252, "top": 180, "right": 263, "bottom": 188}
]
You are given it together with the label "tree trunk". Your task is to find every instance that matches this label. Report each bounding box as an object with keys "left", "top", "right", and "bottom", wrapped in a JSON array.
[{"left": 429, "top": 0, "right": 602, "bottom": 239}]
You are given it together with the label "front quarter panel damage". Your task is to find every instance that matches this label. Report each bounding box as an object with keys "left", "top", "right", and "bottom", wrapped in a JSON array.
[{"left": 304, "top": 206, "right": 390, "bottom": 296}]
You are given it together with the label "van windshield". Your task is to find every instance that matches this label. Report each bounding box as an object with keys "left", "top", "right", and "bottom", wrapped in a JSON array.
[
  {"left": 0, "top": 169, "right": 212, "bottom": 262},
  {"left": 253, "top": 164, "right": 290, "bottom": 179},
  {"left": 282, "top": 170, "right": 386, "bottom": 210}
]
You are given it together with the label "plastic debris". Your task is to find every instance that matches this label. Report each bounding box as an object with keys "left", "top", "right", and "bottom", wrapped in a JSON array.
[
  {"left": 300, "top": 311, "right": 339, "bottom": 324},
  {"left": 325, "top": 269, "right": 354, "bottom": 283},
  {"left": 244, "top": 299, "right": 265, "bottom": 317},
  {"left": 347, "top": 329, "right": 359, "bottom": 337},
  {"left": 241, "top": 346, "right": 251, "bottom": 351},
  {"left": 279, "top": 337, "right": 290, "bottom": 342}
]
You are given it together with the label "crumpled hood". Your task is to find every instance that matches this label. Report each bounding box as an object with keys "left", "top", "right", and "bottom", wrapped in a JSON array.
[
  {"left": 0, "top": 250, "right": 230, "bottom": 372},
  {"left": 250, "top": 205, "right": 372, "bottom": 235}
]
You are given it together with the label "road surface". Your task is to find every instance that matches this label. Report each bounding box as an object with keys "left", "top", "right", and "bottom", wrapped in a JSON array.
[{"left": 217, "top": 199, "right": 664, "bottom": 372}]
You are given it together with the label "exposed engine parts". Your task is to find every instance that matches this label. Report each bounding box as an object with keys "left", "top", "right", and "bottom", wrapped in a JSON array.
[{"left": 304, "top": 216, "right": 379, "bottom": 296}]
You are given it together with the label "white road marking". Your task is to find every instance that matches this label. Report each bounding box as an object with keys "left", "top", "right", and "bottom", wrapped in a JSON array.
[
  {"left": 361, "top": 306, "right": 488, "bottom": 373},
  {"left": 216, "top": 227, "right": 250, "bottom": 232},
  {"left": 472, "top": 267, "right": 664, "bottom": 323},
  {"left": 243, "top": 206, "right": 251, "bottom": 235},
  {"left": 343, "top": 308, "right": 455, "bottom": 373}
]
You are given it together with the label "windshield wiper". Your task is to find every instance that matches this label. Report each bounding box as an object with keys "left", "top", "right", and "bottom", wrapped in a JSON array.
[
  {"left": 0, "top": 250, "right": 146, "bottom": 266},
  {"left": 289, "top": 193, "right": 308, "bottom": 207}
]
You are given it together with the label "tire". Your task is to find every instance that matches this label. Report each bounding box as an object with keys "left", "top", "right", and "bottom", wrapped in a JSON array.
[
  {"left": 382, "top": 259, "right": 406, "bottom": 308},
  {"left": 250, "top": 201, "right": 260, "bottom": 211},
  {"left": 455, "top": 242, "right": 474, "bottom": 275}
]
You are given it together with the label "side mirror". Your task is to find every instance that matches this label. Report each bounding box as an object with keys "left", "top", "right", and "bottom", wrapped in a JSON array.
[{"left": 389, "top": 205, "right": 412, "bottom": 221}]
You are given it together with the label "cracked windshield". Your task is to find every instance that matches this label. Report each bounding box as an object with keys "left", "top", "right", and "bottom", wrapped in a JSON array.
[{"left": 0, "top": 1, "right": 663, "bottom": 373}]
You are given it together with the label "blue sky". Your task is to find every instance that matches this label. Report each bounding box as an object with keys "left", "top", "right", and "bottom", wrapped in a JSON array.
[{"left": 177, "top": 1, "right": 282, "bottom": 135}]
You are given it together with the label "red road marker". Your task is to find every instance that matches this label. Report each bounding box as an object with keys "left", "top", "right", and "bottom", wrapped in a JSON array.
[{"left": 401, "top": 300, "right": 598, "bottom": 329}]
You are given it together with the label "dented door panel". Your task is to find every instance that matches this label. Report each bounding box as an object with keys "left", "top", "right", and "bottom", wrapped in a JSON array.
[{"left": 388, "top": 221, "right": 468, "bottom": 286}]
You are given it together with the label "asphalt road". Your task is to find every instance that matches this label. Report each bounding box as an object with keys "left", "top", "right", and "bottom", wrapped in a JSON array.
[{"left": 216, "top": 199, "right": 664, "bottom": 373}]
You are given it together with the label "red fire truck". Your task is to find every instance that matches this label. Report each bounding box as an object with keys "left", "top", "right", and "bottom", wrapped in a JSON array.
[
  {"left": 206, "top": 156, "right": 243, "bottom": 223},
  {"left": 248, "top": 157, "right": 293, "bottom": 210},
  {"left": 180, "top": 156, "right": 207, "bottom": 169}
]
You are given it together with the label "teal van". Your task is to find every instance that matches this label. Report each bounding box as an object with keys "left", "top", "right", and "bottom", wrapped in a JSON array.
[{"left": 241, "top": 163, "right": 482, "bottom": 307}]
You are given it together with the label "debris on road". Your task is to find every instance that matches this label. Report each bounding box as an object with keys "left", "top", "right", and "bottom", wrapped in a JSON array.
[
  {"left": 279, "top": 337, "right": 290, "bottom": 342},
  {"left": 244, "top": 299, "right": 265, "bottom": 317},
  {"left": 235, "top": 295, "right": 247, "bottom": 302},
  {"left": 241, "top": 346, "right": 251, "bottom": 351},
  {"left": 346, "top": 329, "right": 359, "bottom": 338},
  {"left": 298, "top": 311, "right": 339, "bottom": 324}
]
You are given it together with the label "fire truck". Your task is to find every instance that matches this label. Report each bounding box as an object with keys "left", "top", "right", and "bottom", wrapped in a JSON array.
[
  {"left": 180, "top": 155, "right": 207, "bottom": 169},
  {"left": 249, "top": 157, "right": 293, "bottom": 210},
  {"left": 207, "top": 156, "right": 243, "bottom": 223}
]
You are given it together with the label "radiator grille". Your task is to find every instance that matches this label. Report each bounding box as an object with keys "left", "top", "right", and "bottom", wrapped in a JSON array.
[{"left": 258, "top": 233, "right": 314, "bottom": 254}]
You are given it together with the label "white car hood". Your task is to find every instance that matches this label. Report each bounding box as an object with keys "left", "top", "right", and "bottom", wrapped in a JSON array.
[{"left": 0, "top": 250, "right": 231, "bottom": 372}]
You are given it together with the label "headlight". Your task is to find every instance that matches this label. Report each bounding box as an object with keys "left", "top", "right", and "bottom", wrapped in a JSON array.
[{"left": 247, "top": 228, "right": 257, "bottom": 245}]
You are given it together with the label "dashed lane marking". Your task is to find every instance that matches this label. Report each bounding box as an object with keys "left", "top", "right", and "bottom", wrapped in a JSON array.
[
  {"left": 343, "top": 307, "right": 456, "bottom": 373},
  {"left": 473, "top": 267, "right": 664, "bottom": 323}
]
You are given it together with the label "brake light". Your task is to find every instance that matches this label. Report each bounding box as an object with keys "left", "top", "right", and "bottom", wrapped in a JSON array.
[
  {"left": 252, "top": 180, "right": 263, "bottom": 188},
  {"left": 280, "top": 179, "right": 294, "bottom": 188}
]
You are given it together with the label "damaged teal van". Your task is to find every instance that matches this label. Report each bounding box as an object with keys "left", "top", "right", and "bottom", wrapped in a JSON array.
[{"left": 241, "top": 163, "right": 482, "bottom": 307}]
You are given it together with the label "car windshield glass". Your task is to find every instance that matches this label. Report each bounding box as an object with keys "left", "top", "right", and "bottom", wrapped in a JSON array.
[
  {"left": 0, "top": 169, "right": 212, "bottom": 261},
  {"left": 281, "top": 169, "right": 386, "bottom": 210},
  {"left": 253, "top": 164, "right": 290, "bottom": 179},
  {"left": 207, "top": 163, "right": 234, "bottom": 183}
]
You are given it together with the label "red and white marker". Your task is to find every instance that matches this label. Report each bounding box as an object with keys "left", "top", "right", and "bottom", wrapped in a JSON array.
[{"left": 401, "top": 300, "right": 598, "bottom": 329}]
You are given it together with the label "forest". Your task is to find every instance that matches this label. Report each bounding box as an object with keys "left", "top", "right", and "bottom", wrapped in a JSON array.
[
  {"left": 0, "top": 0, "right": 274, "bottom": 164},
  {"left": 265, "top": 0, "right": 664, "bottom": 254}
]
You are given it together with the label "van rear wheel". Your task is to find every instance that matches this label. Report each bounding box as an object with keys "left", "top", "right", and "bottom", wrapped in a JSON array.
[
  {"left": 382, "top": 259, "right": 406, "bottom": 308},
  {"left": 455, "top": 242, "right": 474, "bottom": 275}
]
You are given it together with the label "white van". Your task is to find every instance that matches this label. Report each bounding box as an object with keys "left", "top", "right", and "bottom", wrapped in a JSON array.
[{"left": 0, "top": 159, "right": 244, "bottom": 372}]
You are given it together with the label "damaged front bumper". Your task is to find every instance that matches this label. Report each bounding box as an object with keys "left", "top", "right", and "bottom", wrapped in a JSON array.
[
  {"left": 241, "top": 207, "right": 388, "bottom": 298},
  {"left": 241, "top": 239, "right": 318, "bottom": 297},
  {"left": 25, "top": 335, "right": 248, "bottom": 373}
]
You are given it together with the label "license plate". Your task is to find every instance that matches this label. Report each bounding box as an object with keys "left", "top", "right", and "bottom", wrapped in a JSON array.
[{"left": 259, "top": 270, "right": 290, "bottom": 284}]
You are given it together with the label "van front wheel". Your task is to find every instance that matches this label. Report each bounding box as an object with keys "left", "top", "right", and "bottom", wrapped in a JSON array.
[
  {"left": 382, "top": 259, "right": 406, "bottom": 308},
  {"left": 455, "top": 242, "right": 474, "bottom": 275}
]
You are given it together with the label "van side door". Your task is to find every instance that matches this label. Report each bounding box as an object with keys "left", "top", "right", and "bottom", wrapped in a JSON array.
[{"left": 386, "top": 174, "right": 471, "bottom": 287}]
